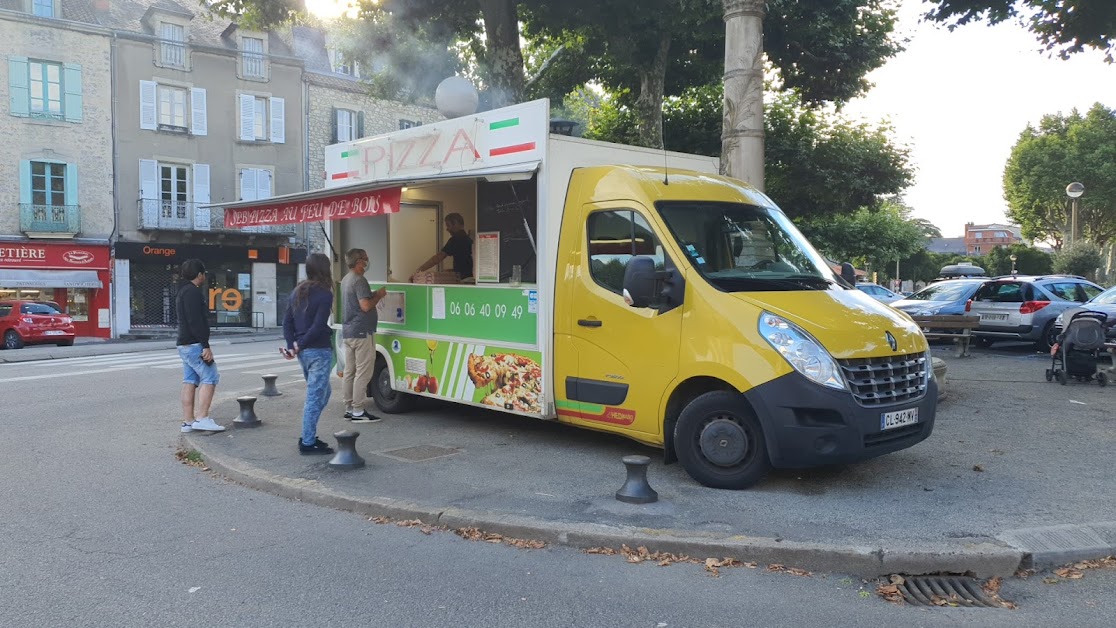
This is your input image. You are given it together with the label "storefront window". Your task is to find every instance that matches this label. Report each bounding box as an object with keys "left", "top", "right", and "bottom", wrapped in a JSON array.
[
  {"left": 208, "top": 266, "right": 252, "bottom": 326},
  {"left": 66, "top": 289, "right": 90, "bottom": 321}
]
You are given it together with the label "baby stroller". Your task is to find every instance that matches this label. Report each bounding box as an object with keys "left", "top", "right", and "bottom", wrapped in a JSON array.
[{"left": 1046, "top": 310, "right": 1111, "bottom": 386}]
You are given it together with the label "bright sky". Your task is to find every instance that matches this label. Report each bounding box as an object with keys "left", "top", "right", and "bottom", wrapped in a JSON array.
[
  {"left": 845, "top": 1, "right": 1116, "bottom": 237},
  {"left": 306, "top": 0, "right": 1116, "bottom": 239}
]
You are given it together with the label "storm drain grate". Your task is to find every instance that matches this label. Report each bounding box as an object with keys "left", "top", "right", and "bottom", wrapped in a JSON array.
[
  {"left": 378, "top": 445, "right": 461, "bottom": 462},
  {"left": 898, "top": 576, "right": 1003, "bottom": 608}
]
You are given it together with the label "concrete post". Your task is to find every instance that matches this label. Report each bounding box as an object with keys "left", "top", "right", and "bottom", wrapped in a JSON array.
[
  {"left": 615, "top": 455, "right": 658, "bottom": 504},
  {"left": 721, "top": 0, "right": 766, "bottom": 190}
]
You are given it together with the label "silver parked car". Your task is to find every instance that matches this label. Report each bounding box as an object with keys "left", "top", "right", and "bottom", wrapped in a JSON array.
[
  {"left": 855, "top": 282, "right": 903, "bottom": 304},
  {"left": 1054, "top": 284, "right": 1116, "bottom": 341},
  {"left": 969, "top": 275, "right": 1104, "bottom": 351}
]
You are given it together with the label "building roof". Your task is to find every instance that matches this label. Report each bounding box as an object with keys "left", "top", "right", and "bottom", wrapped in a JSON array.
[{"left": 926, "top": 237, "right": 968, "bottom": 254}]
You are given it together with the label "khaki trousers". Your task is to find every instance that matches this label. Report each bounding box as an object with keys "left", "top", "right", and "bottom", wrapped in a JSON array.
[{"left": 342, "top": 336, "right": 376, "bottom": 412}]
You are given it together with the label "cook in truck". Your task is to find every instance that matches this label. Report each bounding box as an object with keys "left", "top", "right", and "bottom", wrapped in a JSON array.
[{"left": 415, "top": 213, "right": 474, "bottom": 280}]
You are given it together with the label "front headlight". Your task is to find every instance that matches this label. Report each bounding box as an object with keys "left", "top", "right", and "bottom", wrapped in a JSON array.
[{"left": 759, "top": 312, "right": 846, "bottom": 390}]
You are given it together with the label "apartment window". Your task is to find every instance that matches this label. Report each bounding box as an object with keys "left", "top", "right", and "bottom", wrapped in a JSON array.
[
  {"left": 31, "top": 161, "right": 66, "bottom": 206},
  {"left": 238, "top": 93, "right": 284, "bottom": 143},
  {"left": 32, "top": 0, "right": 54, "bottom": 18},
  {"left": 238, "top": 167, "right": 273, "bottom": 201},
  {"left": 157, "top": 84, "right": 188, "bottom": 129},
  {"left": 29, "top": 61, "right": 62, "bottom": 117},
  {"left": 160, "top": 23, "right": 186, "bottom": 67},
  {"left": 399, "top": 119, "right": 421, "bottom": 130},
  {"left": 336, "top": 109, "right": 356, "bottom": 142},
  {"left": 160, "top": 164, "right": 189, "bottom": 221},
  {"left": 242, "top": 37, "right": 265, "bottom": 78}
]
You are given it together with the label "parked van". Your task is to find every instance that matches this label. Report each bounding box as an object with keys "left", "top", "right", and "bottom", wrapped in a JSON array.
[{"left": 220, "top": 99, "right": 937, "bottom": 489}]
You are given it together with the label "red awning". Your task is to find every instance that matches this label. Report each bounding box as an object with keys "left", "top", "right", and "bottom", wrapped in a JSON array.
[{"left": 224, "top": 187, "right": 402, "bottom": 228}]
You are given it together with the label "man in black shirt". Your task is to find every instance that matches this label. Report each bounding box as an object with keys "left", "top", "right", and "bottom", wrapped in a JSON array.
[
  {"left": 415, "top": 212, "right": 474, "bottom": 280},
  {"left": 175, "top": 259, "right": 225, "bottom": 433}
]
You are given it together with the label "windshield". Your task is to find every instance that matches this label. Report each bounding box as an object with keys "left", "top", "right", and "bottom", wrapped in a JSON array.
[
  {"left": 1092, "top": 286, "right": 1116, "bottom": 305},
  {"left": 655, "top": 201, "right": 836, "bottom": 292},
  {"left": 907, "top": 282, "right": 977, "bottom": 302}
]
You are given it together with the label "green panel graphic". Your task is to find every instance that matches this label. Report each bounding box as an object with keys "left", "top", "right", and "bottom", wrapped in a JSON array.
[{"left": 378, "top": 334, "right": 543, "bottom": 415}]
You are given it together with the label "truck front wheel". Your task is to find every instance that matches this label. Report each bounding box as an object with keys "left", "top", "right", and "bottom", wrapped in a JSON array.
[
  {"left": 369, "top": 358, "right": 416, "bottom": 414},
  {"left": 674, "top": 391, "right": 771, "bottom": 489}
]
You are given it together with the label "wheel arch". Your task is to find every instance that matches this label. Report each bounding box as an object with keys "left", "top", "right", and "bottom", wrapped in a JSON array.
[{"left": 661, "top": 376, "right": 747, "bottom": 464}]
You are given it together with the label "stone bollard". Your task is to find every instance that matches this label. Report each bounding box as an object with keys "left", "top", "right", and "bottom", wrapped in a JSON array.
[
  {"left": 329, "top": 430, "right": 366, "bottom": 469},
  {"left": 261, "top": 374, "right": 282, "bottom": 397},
  {"left": 615, "top": 455, "right": 658, "bottom": 504},
  {"left": 932, "top": 357, "right": 948, "bottom": 401},
  {"left": 233, "top": 396, "right": 261, "bottom": 428}
]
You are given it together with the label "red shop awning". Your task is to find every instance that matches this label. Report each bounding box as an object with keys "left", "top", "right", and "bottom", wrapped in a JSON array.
[{"left": 223, "top": 186, "right": 402, "bottom": 229}]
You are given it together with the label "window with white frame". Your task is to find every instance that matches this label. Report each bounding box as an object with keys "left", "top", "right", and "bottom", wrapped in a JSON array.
[
  {"left": 160, "top": 163, "right": 190, "bottom": 221},
  {"left": 237, "top": 93, "right": 284, "bottom": 143},
  {"left": 253, "top": 96, "right": 268, "bottom": 140},
  {"left": 32, "top": 0, "right": 54, "bottom": 18},
  {"left": 160, "top": 23, "right": 186, "bottom": 67},
  {"left": 157, "top": 84, "right": 188, "bottom": 129},
  {"left": 242, "top": 37, "right": 265, "bottom": 78},
  {"left": 336, "top": 108, "right": 357, "bottom": 142},
  {"left": 238, "top": 167, "right": 273, "bottom": 201}
]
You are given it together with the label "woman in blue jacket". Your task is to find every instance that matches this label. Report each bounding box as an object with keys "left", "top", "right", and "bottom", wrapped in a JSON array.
[{"left": 282, "top": 253, "right": 337, "bottom": 455}]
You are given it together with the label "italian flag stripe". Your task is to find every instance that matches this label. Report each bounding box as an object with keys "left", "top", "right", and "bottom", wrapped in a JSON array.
[
  {"left": 489, "top": 142, "right": 536, "bottom": 157},
  {"left": 489, "top": 117, "right": 520, "bottom": 131},
  {"left": 340, "top": 150, "right": 356, "bottom": 158}
]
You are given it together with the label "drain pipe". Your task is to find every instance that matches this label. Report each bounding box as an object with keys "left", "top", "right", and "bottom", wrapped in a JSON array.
[{"left": 108, "top": 31, "right": 121, "bottom": 339}]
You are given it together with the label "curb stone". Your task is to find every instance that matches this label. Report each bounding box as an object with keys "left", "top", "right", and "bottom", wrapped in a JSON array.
[{"left": 182, "top": 433, "right": 1026, "bottom": 578}]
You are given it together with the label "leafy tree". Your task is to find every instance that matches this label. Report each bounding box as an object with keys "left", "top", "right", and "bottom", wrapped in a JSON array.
[
  {"left": 982, "top": 244, "right": 1054, "bottom": 276},
  {"left": 1053, "top": 241, "right": 1105, "bottom": 279},
  {"left": 798, "top": 202, "right": 927, "bottom": 273},
  {"left": 924, "top": 1, "right": 1116, "bottom": 62},
  {"left": 1002, "top": 103, "right": 1116, "bottom": 249}
]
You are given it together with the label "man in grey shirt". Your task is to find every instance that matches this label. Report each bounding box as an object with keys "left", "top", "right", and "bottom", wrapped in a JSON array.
[{"left": 341, "top": 248, "right": 387, "bottom": 422}]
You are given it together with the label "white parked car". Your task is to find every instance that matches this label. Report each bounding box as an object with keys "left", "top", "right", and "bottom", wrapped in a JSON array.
[{"left": 855, "top": 282, "right": 903, "bottom": 304}]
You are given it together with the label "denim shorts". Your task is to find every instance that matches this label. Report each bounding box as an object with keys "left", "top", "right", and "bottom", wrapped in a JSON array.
[{"left": 178, "top": 343, "right": 220, "bottom": 386}]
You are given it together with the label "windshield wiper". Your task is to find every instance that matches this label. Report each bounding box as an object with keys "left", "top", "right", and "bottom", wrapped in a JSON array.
[{"left": 778, "top": 274, "right": 839, "bottom": 289}]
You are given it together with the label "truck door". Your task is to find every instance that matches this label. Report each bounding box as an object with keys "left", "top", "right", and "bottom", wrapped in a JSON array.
[{"left": 562, "top": 204, "right": 683, "bottom": 437}]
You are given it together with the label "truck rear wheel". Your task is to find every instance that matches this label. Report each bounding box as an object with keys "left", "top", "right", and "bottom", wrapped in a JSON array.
[
  {"left": 369, "top": 358, "right": 415, "bottom": 414},
  {"left": 674, "top": 391, "right": 771, "bottom": 490}
]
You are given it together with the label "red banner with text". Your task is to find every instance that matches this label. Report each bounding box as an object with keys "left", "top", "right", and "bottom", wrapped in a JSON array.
[{"left": 224, "top": 187, "right": 402, "bottom": 228}]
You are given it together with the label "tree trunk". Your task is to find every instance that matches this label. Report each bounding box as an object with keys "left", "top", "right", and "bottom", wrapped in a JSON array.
[
  {"left": 478, "top": 0, "right": 526, "bottom": 108},
  {"left": 721, "top": 0, "right": 765, "bottom": 190},
  {"left": 633, "top": 32, "right": 672, "bottom": 149}
]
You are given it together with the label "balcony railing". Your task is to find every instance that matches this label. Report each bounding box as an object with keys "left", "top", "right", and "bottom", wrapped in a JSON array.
[
  {"left": 20, "top": 203, "right": 81, "bottom": 235},
  {"left": 137, "top": 199, "right": 296, "bottom": 236}
]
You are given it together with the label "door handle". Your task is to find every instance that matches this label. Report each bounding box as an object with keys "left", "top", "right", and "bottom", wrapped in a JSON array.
[{"left": 577, "top": 319, "right": 603, "bottom": 328}]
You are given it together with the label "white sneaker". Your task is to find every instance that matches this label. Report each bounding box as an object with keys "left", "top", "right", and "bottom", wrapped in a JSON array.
[
  {"left": 190, "top": 417, "right": 226, "bottom": 432},
  {"left": 180, "top": 422, "right": 194, "bottom": 433}
]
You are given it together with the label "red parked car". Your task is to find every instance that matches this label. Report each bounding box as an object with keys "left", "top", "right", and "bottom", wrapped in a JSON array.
[{"left": 0, "top": 300, "right": 76, "bottom": 349}]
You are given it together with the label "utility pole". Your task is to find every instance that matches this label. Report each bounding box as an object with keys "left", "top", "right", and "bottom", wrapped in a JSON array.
[{"left": 721, "top": 0, "right": 765, "bottom": 191}]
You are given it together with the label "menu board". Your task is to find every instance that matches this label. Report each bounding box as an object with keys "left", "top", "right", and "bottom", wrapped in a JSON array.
[{"left": 476, "top": 175, "right": 538, "bottom": 283}]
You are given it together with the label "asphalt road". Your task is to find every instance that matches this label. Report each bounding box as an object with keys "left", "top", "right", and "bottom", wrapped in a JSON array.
[{"left": 1, "top": 339, "right": 1113, "bottom": 626}]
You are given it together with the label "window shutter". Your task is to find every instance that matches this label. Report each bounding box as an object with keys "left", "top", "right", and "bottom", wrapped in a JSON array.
[
  {"left": 63, "top": 63, "right": 83, "bottom": 122},
  {"left": 64, "top": 163, "right": 78, "bottom": 207},
  {"left": 9, "top": 57, "right": 30, "bottom": 117},
  {"left": 331, "top": 107, "right": 338, "bottom": 143},
  {"left": 18, "top": 160, "right": 32, "bottom": 204},
  {"left": 139, "top": 159, "right": 159, "bottom": 227},
  {"left": 239, "top": 94, "right": 255, "bottom": 141},
  {"left": 190, "top": 87, "right": 207, "bottom": 136},
  {"left": 357, "top": 111, "right": 365, "bottom": 138},
  {"left": 139, "top": 80, "right": 157, "bottom": 130},
  {"left": 257, "top": 169, "right": 272, "bottom": 200},
  {"left": 192, "top": 163, "right": 210, "bottom": 231},
  {"left": 239, "top": 168, "right": 257, "bottom": 201},
  {"left": 269, "top": 96, "right": 285, "bottom": 143}
]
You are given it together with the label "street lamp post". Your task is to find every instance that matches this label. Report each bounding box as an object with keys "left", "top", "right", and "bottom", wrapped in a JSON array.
[
  {"left": 1066, "top": 182, "right": 1085, "bottom": 247},
  {"left": 1010, "top": 254, "right": 1017, "bottom": 277}
]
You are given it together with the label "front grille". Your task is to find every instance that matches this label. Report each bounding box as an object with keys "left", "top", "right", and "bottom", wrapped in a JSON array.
[{"left": 838, "top": 352, "right": 929, "bottom": 407}]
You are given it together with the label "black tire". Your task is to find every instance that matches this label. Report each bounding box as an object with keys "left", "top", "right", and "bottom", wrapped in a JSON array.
[
  {"left": 1056, "top": 369, "right": 1068, "bottom": 385},
  {"left": 3, "top": 330, "right": 24, "bottom": 350},
  {"left": 674, "top": 391, "right": 771, "bottom": 490},
  {"left": 974, "top": 337, "right": 994, "bottom": 349},
  {"left": 1036, "top": 321, "right": 1057, "bottom": 353},
  {"left": 1098, "top": 372, "right": 1108, "bottom": 387},
  {"left": 56, "top": 339, "right": 74, "bottom": 347},
  {"left": 1045, "top": 369, "right": 1054, "bottom": 382},
  {"left": 368, "top": 358, "right": 415, "bottom": 414}
]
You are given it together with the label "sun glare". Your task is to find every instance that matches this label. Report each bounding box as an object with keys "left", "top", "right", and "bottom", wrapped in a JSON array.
[{"left": 304, "top": 0, "right": 355, "bottom": 19}]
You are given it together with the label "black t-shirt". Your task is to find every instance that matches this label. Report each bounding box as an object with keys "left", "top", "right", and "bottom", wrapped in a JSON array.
[{"left": 442, "top": 232, "right": 474, "bottom": 278}]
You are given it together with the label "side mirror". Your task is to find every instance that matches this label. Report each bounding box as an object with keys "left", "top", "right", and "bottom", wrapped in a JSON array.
[{"left": 622, "top": 256, "right": 659, "bottom": 308}]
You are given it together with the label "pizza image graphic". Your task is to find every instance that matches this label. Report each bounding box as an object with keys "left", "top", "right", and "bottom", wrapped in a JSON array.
[{"left": 466, "top": 352, "right": 543, "bottom": 414}]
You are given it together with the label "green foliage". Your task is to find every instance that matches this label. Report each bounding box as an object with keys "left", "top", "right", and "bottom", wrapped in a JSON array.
[
  {"left": 798, "top": 202, "right": 927, "bottom": 273},
  {"left": 203, "top": 0, "right": 306, "bottom": 29},
  {"left": 1003, "top": 103, "right": 1116, "bottom": 248},
  {"left": 982, "top": 244, "right": 1053, "bottom": 276},
  {"left": 924, "top": 0, "right": 1116, "bottom": 62},
  {"left": 1053, "top": 241, "right": 1105, "bottom": 278}
]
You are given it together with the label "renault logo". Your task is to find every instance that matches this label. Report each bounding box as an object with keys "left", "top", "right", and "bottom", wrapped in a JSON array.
[{"left": 886, "top": 331, "right": 898, "bottom": 352}]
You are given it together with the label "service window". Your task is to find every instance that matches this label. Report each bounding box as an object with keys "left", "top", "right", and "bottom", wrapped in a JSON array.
[{"left": 587, "top": 210, "right": 662, "bottom": 294}]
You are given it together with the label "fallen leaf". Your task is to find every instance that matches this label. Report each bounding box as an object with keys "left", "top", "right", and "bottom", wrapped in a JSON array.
[
  {"left": 704, "top": 558, "right": 721, "bottom": 576},
  {"left": 1054, "top": 568, "right": 1084, "bottom": 580},
  {"left": 786, "top": 568, "right": 812, "bottom": 577},
  {"left": 1000, "top": 600, "right": 1018, "bottom": 610},
  {"left": 370, "top": 516, "right": 390, "bottom": 524},
  {"left": 973, "top": 464, "right": 985, "bottom": 472},
  {"left": 876, "top": 583, "right": 904, "bottom": 604},
  {"left": 585, "top": 547, "right": 617, "bottom": 556},
  {"left": 983, "top": 576, "right": 1003, "bottom": 596},
  {"left": 1043, "top": 577, "right": 1060, "bottom": 585},
  {"left": 889, "top": 574, "right": 906, "bottom": 586},
  {"left": 767, "top": 563, "right": 786, "bottom": 572},
  {"left": 930, "top": 594, "right": 949, "bottom": 606},
  {"left": 1014, "top": 568, "right": 1036, "bottom": 579}
]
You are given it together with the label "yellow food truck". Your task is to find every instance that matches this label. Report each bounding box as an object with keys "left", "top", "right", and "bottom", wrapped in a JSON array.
[{"left": 221, "top": 99, "right": 936, "bottom": 489}]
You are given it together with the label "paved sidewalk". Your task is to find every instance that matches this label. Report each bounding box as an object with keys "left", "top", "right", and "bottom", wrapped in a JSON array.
[
  {"left": 0, "top": 329, "right": 283, "bottom": 363},
  {"left": 184, "top": 347, "right": 1116, "bottom": 577}
]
